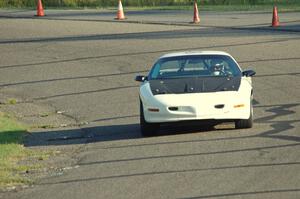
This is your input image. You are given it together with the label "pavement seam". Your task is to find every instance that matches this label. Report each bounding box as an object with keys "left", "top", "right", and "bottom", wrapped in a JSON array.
[{"left": 1, "top": 14, "right": 300, "bottom": 33}]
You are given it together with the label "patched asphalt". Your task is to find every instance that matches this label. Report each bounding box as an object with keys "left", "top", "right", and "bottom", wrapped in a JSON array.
[{"left": 0, "top": 9, "right": 300, "bottom": 199}]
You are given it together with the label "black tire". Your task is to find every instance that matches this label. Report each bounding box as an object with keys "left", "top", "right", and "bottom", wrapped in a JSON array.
[
  {"left": 235, "top": 102, "right": 253, "bottom": 129},
  {"left": 140, "top": 101, "right": 160, "bottom": 136},
  {"left": 202, "top": 123, "right": 215, "bottom": 131}
]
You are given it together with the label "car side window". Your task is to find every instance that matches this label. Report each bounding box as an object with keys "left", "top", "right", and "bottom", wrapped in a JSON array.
[{"left": 150, "top": 63, "right": 161, "bottom": 79}]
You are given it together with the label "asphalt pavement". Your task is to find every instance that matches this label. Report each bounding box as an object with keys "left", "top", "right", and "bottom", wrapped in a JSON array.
[{"left": 0, "top": 9, "right": 300, "bottom": 199}]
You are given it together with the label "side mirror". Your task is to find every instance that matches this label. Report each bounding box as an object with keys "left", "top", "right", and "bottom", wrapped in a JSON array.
[
  {"left": 242, "top": 70, "right": 256, "bottom": 77},
  {"left": 135, "top": 75, "right": 147, "bottom": 82}
]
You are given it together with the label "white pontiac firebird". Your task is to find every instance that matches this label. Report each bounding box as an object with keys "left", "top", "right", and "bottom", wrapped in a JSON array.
[{"left": 135, "top": 51, "right": 256, "bottom": 136}]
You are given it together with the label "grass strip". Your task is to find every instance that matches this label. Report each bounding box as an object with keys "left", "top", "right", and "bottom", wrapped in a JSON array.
[
  {"left": 0, "top": 112, "right": 50, "bottom": 188},
  {"left": 0, "top": 112, "right": 30, "bottom": 187}
]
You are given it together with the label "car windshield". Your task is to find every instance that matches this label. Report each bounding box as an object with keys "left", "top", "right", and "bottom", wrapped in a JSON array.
[{"left": 149, "top": 55, "right": 241, "bottom": 79}]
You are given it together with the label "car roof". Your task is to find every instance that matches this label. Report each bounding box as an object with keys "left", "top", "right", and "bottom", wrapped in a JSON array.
[{"left": 159, "top": 51, "right": 232, "bottom": 59}]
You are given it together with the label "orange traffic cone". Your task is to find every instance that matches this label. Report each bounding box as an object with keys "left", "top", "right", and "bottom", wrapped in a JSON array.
[
  {"left": 115, "top": 0, "right": 125, "bottom": 20},
  {"left": 272, "top": 6, "right": 280, "bottom": 27},
  {"left": 193, "top": 0, "right": 200, "bottom": 24},
  {"left": 36, "top": 0, "right": 45, "bottom": 17}
]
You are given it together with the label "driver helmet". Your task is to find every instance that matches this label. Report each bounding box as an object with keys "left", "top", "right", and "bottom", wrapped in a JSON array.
[{"left": 210, "top": 59, "right": 225, "bottom": 76}]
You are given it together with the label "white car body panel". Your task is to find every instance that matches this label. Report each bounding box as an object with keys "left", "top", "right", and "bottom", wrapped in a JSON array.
[{"left": 140, "top": 77, "right": 252, "bottom": 123}]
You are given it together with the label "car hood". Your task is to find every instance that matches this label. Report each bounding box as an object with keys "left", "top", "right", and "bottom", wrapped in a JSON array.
[{"left": 149, "top": 76, "right": 241, "bottom": 95}]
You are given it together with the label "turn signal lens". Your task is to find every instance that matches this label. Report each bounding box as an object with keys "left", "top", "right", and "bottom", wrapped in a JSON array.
[
  {"left": 234, "top": 104, "right": 245, "bottom": 108},
  {"left": 148, "top": 108, "right": 160, "bottom": 112}
]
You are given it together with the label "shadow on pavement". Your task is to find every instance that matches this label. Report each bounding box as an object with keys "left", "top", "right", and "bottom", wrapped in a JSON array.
[
  {"left": 24, "top": 121, "right": 223, "bottom": 147},
  {"left": 23, "top": 122, "right": 232, "bottom": 147},
  {"left": 24, "top": 123, "right": 140, "bottom": 147},
  {"left": 24, "top": 102, "right": 300, "bottom": 148}
]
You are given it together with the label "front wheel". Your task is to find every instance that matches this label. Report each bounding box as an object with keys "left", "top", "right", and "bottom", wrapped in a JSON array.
[
  {"left": 140, "top": 101, "right": 160, "bottom": 136},
  {"left": 235, "top": 102, "right": 253, "bottom": 129}
]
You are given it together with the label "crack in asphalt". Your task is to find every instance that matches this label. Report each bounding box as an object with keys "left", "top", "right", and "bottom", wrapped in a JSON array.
[
  {"left": 1, "top": 37, "right": 299, "bottom": 69},
  {"left": 39, "top": 161, "right": 300, "bottom": 185}
]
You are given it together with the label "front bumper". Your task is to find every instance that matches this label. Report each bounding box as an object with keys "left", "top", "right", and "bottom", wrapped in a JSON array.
[{"left": 140, "top": 82, "right": 252, "bottom": 123}]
